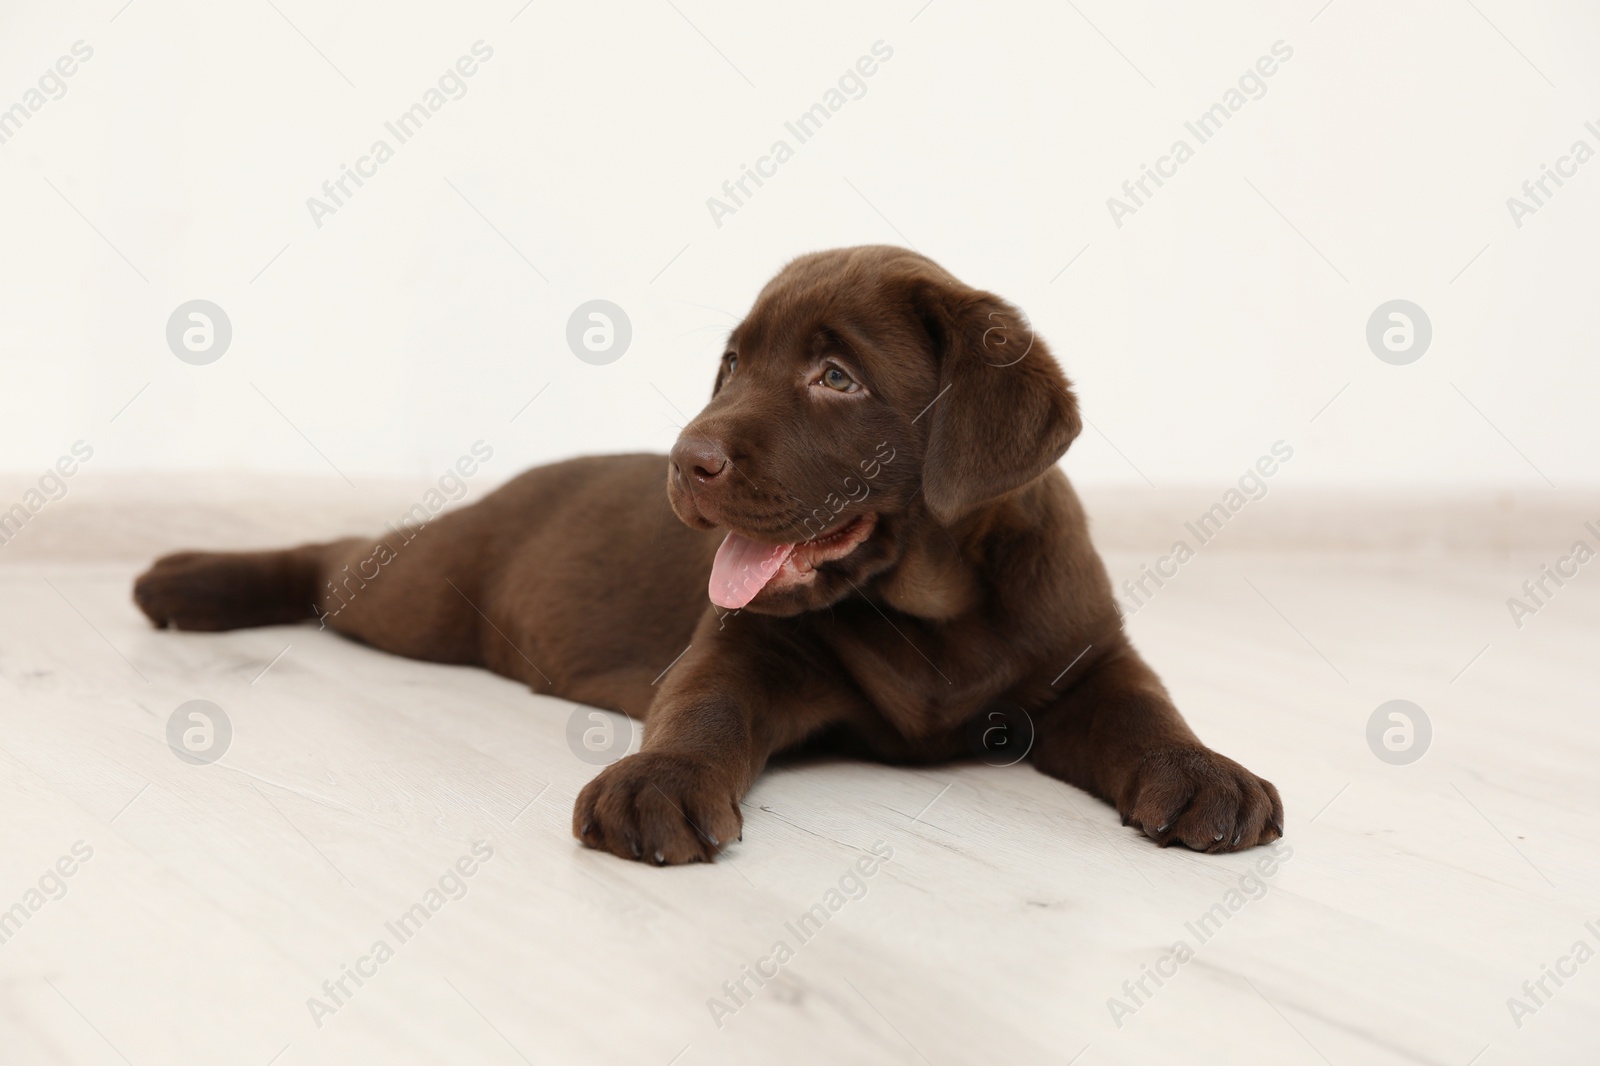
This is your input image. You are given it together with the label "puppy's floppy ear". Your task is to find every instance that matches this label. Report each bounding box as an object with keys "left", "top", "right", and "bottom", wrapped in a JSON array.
[{"left": 917, "top": 287, "right": 1081, "bottom": 524}]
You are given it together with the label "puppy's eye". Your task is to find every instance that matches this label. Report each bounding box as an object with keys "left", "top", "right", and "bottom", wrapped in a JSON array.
[
  {"left": 723, "top": 352, "right": 738, "bottom": 374},
  {"left": 821, "top": 366, "right": 858, "bottom": 392}
]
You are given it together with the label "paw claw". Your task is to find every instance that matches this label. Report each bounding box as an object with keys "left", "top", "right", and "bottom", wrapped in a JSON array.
[
  {"left": 572, "top": 752, "right": 743, "bottom": 865},
  {"left": 1120, "top": 748, "right": 1282, "bottom": 854}
]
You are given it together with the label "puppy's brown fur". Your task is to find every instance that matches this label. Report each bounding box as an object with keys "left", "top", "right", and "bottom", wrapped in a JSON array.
[{"left": 134, "top": 246, "right": 1283, "bottom": 864}]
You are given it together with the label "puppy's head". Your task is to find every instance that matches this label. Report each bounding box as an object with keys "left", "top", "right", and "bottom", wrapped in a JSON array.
[{"left": 668, "top": 246, "right": 1080, "bottom": 616}]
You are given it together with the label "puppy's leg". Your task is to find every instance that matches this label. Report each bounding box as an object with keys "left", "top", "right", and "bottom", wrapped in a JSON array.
[
  {"left": 135, "top": 529, "right": 486, "bottom": 666},
  {"left": 573, "top": 621, "right": 861, "bottom": 865},
  {"left": 133, "top": 542, "right": 354, "bottom": 631},
  {"left": 1029, "top": 648, "right": 1283, "bottom": 852}
]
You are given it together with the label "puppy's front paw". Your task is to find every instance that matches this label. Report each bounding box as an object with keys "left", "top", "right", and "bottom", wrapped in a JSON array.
[
  {"left": 1121, "top": 747, "right": 1283, "bottom": 853},
  {"left": 573, "top": 752, "right": 743, "bottom": 865}
]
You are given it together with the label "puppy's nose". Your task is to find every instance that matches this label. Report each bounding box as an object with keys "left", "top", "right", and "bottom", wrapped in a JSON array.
[{"left": 671, "top": 437, "right": 730, "bottom": 485}]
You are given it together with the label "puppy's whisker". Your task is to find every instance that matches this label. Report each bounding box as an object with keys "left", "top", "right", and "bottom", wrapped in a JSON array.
[
  {"left": 675, "top": 299, "right": 740, "bottom": 322},
  {"left": 673, "top": 323, "right": 737, "bottom": 343}
]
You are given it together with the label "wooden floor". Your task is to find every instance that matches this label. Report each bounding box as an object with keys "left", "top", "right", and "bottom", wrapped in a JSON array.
[{"left": 2, "top": 494, "right": 1596, "bottom": 1064}]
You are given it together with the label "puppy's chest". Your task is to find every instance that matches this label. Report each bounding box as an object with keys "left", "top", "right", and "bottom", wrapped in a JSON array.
[{"left": 820, "top": 611, "right": 1018, "bottom": 739}]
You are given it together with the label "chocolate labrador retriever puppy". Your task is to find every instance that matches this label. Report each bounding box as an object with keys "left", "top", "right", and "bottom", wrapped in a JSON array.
[{"left": 133, "top": 245, "right": 1282, "bottom": 864}]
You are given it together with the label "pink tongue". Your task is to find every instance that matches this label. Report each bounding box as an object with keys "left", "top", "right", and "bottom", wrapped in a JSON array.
[{"left": 709, "top": 532, "right": 795, "bottom": 609}]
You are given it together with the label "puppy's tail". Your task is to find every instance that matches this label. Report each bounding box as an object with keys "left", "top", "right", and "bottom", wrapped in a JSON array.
[{"left": 132, "top": 542, "right": 353, "bottom": 631}]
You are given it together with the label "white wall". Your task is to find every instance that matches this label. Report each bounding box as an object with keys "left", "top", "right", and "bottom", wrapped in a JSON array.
[{"left": 2, "top": 0, "right": 1596, "bottom": 490}]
